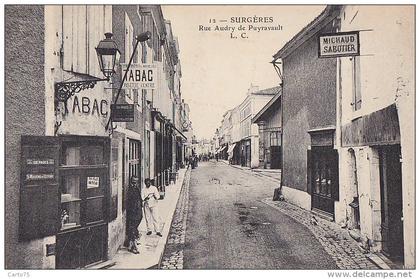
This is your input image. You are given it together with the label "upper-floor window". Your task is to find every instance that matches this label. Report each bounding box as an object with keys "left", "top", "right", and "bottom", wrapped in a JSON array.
[
  {"left": 241, "top": 104, "right": 251, "bottom": 120},
  {"left": 62, "top": 6, "right": 111, "bottom": 78}
]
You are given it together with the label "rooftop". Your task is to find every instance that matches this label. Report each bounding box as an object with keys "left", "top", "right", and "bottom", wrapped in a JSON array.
[
  {"left": 272, "top": 5, "right": 341, "bottom": 60},
  {"left": 252, "top": 86, "right": 281, "bottom": 96},
  {"left": 252, "top": 88, "right": 283, "bottom": 123}
]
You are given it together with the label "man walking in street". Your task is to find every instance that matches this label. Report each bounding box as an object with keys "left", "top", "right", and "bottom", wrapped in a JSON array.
[{"left": 142, "top": 178, "right": 162, "bottom": 237}]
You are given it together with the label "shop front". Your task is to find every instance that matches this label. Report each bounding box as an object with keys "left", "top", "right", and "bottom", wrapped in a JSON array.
[
  {"left": 240, "top": 139, "right": 251, "bottom": 167},
  {"left": 152, "top": 110, "right": 172, "bottom": 198},
  {"left": 20, "top": 135, "right": 111, "bottom": 269},
  {"left": 341, "top": 104, "right": 404, "bottom": 262},
  {"left": 307, "top": 128, "right": 339, "bottom": 217}
]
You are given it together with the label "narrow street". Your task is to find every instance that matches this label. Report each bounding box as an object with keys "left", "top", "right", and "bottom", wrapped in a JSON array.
[{"left": 162, "top": 161, "right": 338, "bottom": 269}]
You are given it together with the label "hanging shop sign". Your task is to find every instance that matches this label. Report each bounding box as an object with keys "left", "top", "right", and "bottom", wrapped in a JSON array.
[
  {"left": 121, "top": 63, "right": 157, "bottom": 89},
  {"left": 111, "top": 104, "right": 134, "bottom": 122},
  {"left": 318, "top": 31, "right": 360, "bottom": 58}
]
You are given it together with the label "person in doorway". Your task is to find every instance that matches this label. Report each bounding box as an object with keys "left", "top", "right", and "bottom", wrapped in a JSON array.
[
  {"left": 142, "top": 178, "right": 162, "bottom": 237},
  {"left": 126, "top": 176, "right": 142, "bottom": 254}
]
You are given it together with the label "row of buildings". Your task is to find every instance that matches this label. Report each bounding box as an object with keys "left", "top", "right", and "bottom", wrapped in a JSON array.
[
  {"left": 213, "top": 85, "right": 281, "bottom": 169},
  {"left": 5, "top": 5, "right": 194, "bottom": 269},
  {"left": 215, "top": 5, "right": 415, "bottom": 268}
]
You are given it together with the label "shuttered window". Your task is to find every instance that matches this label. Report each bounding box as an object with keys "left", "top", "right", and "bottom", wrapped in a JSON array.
[{"left": 62, "top": 5, "right": 110, "bottom": 77}]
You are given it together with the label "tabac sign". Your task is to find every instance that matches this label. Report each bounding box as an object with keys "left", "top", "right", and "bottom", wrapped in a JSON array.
[
  {"left": 121, "top": 63, "right": 157, "bottom": 89},
  {"left": 318, "top": 31, "right": 360, "bottom": 58}
]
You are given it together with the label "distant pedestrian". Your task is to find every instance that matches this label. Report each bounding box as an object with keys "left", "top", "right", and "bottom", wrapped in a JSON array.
[
  {"left": 190, "top": 155, "right": 195, "bottom": 169},
  {"left": 126, "top": 176, "right": 142, "bottom": 254},
  {"left": 142, "top": 178, "right": 162, "bottom": 237}
]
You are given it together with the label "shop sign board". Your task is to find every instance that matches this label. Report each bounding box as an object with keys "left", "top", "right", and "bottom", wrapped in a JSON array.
[
  {"left": 318, "top": 31, "right": 360, "bottom": 58},
  {"left": 121, "top": 63, "right": 157, "bottom": 89},
  {"left": 111, "top": 104, "right": 134, "bottom": 122},
  {"left": 87, "top": 177, "right": 100, "bottom": 188}
]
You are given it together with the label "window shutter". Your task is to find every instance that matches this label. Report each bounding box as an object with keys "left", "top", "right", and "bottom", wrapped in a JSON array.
[
  {"left": 103, "top": 137, "right": 111, "bottom": 222},
  {"left": 306, "top": 150, "right": 312, "bottom": 194},
  {"left": 122, "top": 138, "right": 127, "bottom": 212},
  {"left": 331, "top": 149, "right": 340, "bottom": 201},
  {"left": 62, "top": 6, "right": 74, "bottom": 72},
  {"left": 20, "top": 136, "right": 60, "bottom": 241},
  {"left": 109, "top": 138, "right": 119, "bottom": 221}
]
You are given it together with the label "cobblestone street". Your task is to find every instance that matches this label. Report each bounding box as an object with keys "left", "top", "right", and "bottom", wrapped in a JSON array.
[
  {"left": 262, "top": 199, "right": 378, "bottom": 269},
  {"left": 161, "top": 162, "right": 375, "bottom": 269},
  {"left": 161, "top": 162, "right": 381, "bottom": 270}
]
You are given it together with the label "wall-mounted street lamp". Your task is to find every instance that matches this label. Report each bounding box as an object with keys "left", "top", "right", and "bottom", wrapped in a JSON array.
[
  {"left": 55, "top": 33, "right": 120, "bottom": 104},
  {"left": 96, "top": 32, "right": 121, "bottom": 79}
]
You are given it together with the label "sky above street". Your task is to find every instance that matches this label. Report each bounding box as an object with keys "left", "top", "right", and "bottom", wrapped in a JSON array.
[{"left": 162, "top": 5, "right": 325, "bottom": 140}]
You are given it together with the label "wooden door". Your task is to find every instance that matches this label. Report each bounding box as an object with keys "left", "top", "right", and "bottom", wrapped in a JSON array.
[
  {"left": 379, "top": 145, "right": 404, "bottom": 260},
  {"left": 310, "top": 148, "right": 339, "bottom": 216}
]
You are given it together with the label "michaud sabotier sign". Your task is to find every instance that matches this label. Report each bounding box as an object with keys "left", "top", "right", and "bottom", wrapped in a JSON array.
[
  {"left": 318, "top": 31, "right": 360, "bottom": 58},
  {"left": 121, "top": 63, "right": 157, "bottom": 89}
]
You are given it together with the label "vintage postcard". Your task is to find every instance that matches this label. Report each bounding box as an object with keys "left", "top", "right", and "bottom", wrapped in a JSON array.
[{"left": 3, "top": 3, "right": 416, "bottom": 275}]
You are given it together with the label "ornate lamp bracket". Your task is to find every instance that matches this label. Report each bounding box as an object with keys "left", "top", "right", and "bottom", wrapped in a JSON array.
[{"left": 54, "top": 78, "right": 108, "bottom": 104}]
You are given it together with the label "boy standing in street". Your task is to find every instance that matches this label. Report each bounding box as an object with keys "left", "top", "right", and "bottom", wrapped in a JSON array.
[{"left": 142, "top": 178, "right": 162, "bottom": 237}]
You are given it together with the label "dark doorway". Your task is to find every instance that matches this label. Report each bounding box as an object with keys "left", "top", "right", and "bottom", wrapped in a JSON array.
[
  {"left": 270, "top": 146, "right": 282, "bottom": 169},
  {"left": 310, "top": 147, "right": 339, "bottom": 216},
  {"left": 244, "top": 140, "right": 251, "bottom": 167},
  {"left": 379, "top": 145, "right": 404, "bottom": 261}
]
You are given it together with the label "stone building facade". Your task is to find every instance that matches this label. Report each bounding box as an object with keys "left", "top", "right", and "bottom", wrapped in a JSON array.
[{"left": 5, "top": 4, "right": 192, "bottom": 269}]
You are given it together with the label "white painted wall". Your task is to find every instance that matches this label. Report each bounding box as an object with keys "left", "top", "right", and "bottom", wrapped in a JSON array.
[
  {"left": 340, "top": 6, "right": 414, "bottom": 125},
  {"left": 338, "top": 5, "right": 415, "bottom": 267}
]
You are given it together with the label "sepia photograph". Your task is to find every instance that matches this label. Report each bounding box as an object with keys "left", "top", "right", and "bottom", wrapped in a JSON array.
[{"left": 3, "top": 1, "right": 416, "bottom": 275}]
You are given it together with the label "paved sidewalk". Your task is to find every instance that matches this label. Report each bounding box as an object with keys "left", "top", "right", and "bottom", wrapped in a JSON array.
[
  {"left": 159, "top": 168, "right": 191, "bottom": 269},
  {"left": 109, "top": 168, "right": 188, "bottom": 269},
  {"left": 262, "top": 198, "right": 379, "bottom": 269}
]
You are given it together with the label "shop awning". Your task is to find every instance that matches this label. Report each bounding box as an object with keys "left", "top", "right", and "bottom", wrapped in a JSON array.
[
  {"left": 172, "top": 125, "right": 187, "bottom": 140},
  {"left": 227, "top": 143, "right": 237, "bottom": 154},
  {"left": 166, "top": 121, "right": 187, "bottom": 140},
  {"left": 218, "top": 146, "right": 227, "bottom": 153}
]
